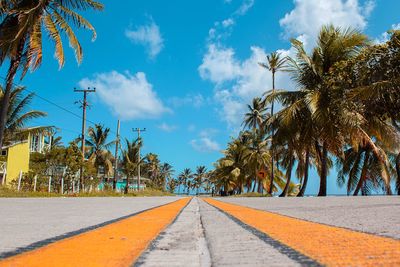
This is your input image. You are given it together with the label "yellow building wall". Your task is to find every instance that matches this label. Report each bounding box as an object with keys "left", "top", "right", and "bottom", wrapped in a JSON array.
[{"left": 6, "top": 141, "right": 30, "bottom": 185}]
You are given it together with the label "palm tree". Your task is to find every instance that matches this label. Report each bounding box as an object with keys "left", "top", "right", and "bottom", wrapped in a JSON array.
[
  {"left": 259, "top": 52, "right": 287, "bottom": 195},
  {"left": 0, "top": 0, "right": 104, "bottom": 151},
  {"left": 213, "top": 136, "right": 250, "bottom": 194},
  {"left": 178, "top": 168, "right": 193, "bottom": 195},
  {"left": 243, "top": 97, "right": 268, "bottom": 132},
  {"left": 86, "top": 124, "right": 115, "bottom": 177},
  {"left": 0, "top": 85, "right": 50, "bottom": 145},
  {"left": 194, "top": 166, "right": 207, "bottom": 195},
  {"left": 158, "top": 163, "right": 174, "bottom": 190},
  {"left": 284, "top": 25, "right": 368, "bottom": 196},
  {"left": 144, "top": 153, "right": 160, "bottom": 187},
  {"left": 244, "top": 130, "right": 271, "bottom": 194},
  {"left": 121, "top": 138, "right": 142, "bottom": 193}
]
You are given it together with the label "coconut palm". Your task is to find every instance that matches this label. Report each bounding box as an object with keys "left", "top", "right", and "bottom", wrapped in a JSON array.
[
  {"left": 0, "top": 85, "right": 50, "bottom": 145},
  {"left": 121, "top": 138, "right": 142, "bottom": 193},
  {"left": 244, "top": 130, "right": 271, "bottom": 194},
  {"left": 283, "top": 25, "right": 369, "bottom": 196},
  {"left": 158, "top": 163, "right": 174, "bottom": 190},
  {"left": 144, "top": 153, "right": 160, "bottom": 186},
  {"left": 260, "top": 52, "right": 287, "bottom": 194},
  {"left": 213, "top": 135, "right": 250, "bottom": 194},
  {"left": 243, "top": 97, "right": 268, "bottom": 132},
  {"left": 194, "top": 166, "right": 207, "bottom": 195},
  {"left": 0, "top": 0, "right": 104, "bottom": 151},
  {"left": 178, "top": 168, "right": 193, "bottom": 195},
  {"left": 86, "top": 124, "right": 115, "bottom": 177}
]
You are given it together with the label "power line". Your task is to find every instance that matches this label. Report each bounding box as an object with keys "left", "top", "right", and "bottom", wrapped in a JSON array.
[{"left": 0, "top": 75, "right": 127, "bottom": 139}]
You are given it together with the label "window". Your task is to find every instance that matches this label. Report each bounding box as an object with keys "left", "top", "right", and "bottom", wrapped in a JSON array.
[
  {"left": 30, "top": 134, "right": 42, "bottom": 153},
  {"left": 1, "top": 150, "right": 7, "bottom": 156}
]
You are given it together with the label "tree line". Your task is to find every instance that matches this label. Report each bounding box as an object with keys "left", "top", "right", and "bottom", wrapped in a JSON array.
[{"left": 210, "top": 25, "right": 400, "bottom": 197}]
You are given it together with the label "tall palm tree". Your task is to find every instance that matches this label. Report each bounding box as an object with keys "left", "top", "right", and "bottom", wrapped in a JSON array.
[
  {"left": 243, "top": 97, "right": 268, "bottom": 132},
  {"left": 0, "top": 85, "right": 50, "bottom": 145},
  {"left": 259, "top": 52, "right": 287, "bottom": 195},
  {"left": 0, "top": 0, "right": 104, "bottom": 151},
  {"left": 178, "top": 168, "right": 193, "bottom": 195},
  {"left": 86, "top": 124, "right": 115, "bottom": 177}
]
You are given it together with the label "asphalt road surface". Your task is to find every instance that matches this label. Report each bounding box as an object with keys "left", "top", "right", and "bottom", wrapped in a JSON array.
[{"left": 0, "top": 196, "right": 399, "bottom": 266}]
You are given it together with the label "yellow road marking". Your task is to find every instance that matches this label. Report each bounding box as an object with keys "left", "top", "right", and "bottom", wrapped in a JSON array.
[
  {"left": 0, "top": 198, "right": 190, "bottom": 267},
  {"left": 205, "top": 198, "right": 400, "bottom": 267}
]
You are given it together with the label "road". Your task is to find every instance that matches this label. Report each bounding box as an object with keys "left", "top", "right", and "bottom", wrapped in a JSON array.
[{"left": 0, "top": 196, "right": 399, "bottom": 266}]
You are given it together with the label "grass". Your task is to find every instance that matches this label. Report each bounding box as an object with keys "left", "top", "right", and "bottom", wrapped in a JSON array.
[
  {"left": 232, "top": 192, "right": 271, "bottom": 197},
  {"left": 0, "top": 187, "right": 174, "bottom": 198}
]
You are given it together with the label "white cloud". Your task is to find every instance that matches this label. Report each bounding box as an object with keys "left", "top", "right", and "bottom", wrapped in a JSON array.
[
  {"left": 199, "top": 44, "right": 241, "bottom": 84},
  {"left": 208, "top": 0, "right": 255, "bottom": 42},
  {"left": 222, "top": 18, "right": 235, "bottom": 28},
  {"left": 280, "top": 0, "right": 375, "bottom": 48},
  {"left": 158, "top": 122, "right": 177, "bottom": 132},
  {"left": 235, "top": 0, "right": 254, "bottom": 16},
  {"left": 199, "top": 44, "right": 294, "bottom": 128},
  {"left": 169, "top": 93, "right": 205, "bottom": 108},
  {"left": 375, "top": 23, "right": 400, "bottom": 44},
  {"left": 201, "top": 0, "right": 375, "bottom": 131},
  {"left": 79, "top": 71, "right": 170, "bottom": 120},
  {"left": 125, "top": 18, "right": 164, "bottom": 59},
  {"left": 190, "top": 128, "right": 221, "bottom": 152}
]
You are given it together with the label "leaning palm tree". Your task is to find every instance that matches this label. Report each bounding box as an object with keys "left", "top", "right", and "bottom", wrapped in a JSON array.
[
  {"left": 0, "top": 0, "right": 104, "bottom": 151},
  {"left": 1, "top": 85, "right": 51, "bottom": 145},
  {"left": 86, "top": 124, "right": 115, "bottom": 177},
  {"left": 259, "top": 52, "right": 287, "bottom": 195}
]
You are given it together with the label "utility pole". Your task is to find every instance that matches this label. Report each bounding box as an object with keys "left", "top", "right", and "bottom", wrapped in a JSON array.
[
  {"left": 74, "top": 87, "right": 96, "bottom": 191},
  {"left": 113, "top": 120, "right": 120, "bottom": 191},
  {"left": 133, "top": 128, "right": 146, "bottom": 191}
]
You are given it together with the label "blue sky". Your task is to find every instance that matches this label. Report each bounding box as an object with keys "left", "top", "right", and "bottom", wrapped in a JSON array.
[{"left": 2, "top": 0, "right": 399, "bottom": 195}]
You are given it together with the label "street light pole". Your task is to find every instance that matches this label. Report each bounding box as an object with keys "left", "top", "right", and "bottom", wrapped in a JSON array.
[{"left": 133, "top": 128, "right": 146, "bottom": 191}]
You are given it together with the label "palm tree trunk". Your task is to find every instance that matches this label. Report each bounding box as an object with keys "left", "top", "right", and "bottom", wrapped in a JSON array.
[
  {"left": 257, "top": 179, "right": 263, "bottom": 193},
  {"left": 280, "top": 157, "right": 294, "bottom": 197},
  {"left": 396, "top": 153, "right": 400, "bottom": 196},
  {"left": 251, "top": 178, "right": 257, "bottom": 192},
  {"left": 297, "top": 149, "right": 310, "bottom": 197},
  {"left": 318, "top": 142, "right": 328, "bottom": 196},
  {"left": 354, "top": 151, "right": 370, "bottom": 196},
  {"left": 268, "top": 71, "right": 276, "bottom": 195},
  {"left": 0, "top": 39, "right": 25, "bottom": 149}
]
